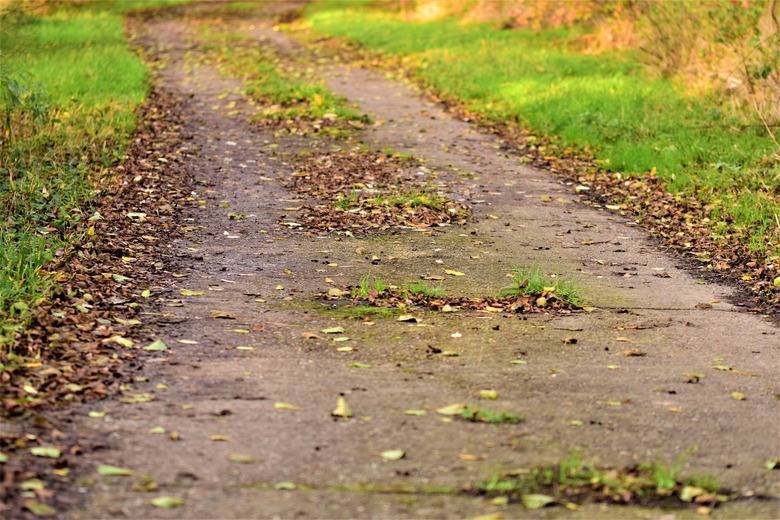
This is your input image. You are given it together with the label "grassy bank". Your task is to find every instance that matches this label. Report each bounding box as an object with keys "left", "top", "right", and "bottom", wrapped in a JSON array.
[
  {"left": 0, "top": 0, "right": 182, "bottom": 348},
  {"left": 301, "top": 2, "right": 780, "bottom": 303}
]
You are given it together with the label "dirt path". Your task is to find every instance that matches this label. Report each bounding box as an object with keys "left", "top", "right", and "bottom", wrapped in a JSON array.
[{"left": 68, "top": 4, "right": 778, "bottom": 519}]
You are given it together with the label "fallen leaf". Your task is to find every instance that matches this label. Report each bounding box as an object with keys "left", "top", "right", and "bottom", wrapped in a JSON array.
[
  {"left": 176, "top": 339, "right": 199, "bottom": 345},
  {"left": 321, "top": 326, "right": 345, "bottom": 334},
  {"left": 274, "top": 402, "right": 300, "bottom": 410},
  {"left": 445, "top": 269, "right": 465, "bottom": 276},
  {"left": 143, "top": 339, "right": 168, "bottom": 351},
  {"left": 110, "top": 336, "right": 135, "bottom": 348},
  {"left": 97, "top": 465, "right": 135, "bottom": 476},
  {"left": 479, "top": 390, "right": 499, "bottom": 400},
  {"left": 180, "top": 289, "right": 204, "bottom": 297},
  {"left": 30, "top": 447, "right": 60, "bottom": 458},
  {"left": 522, "top": 494, "right": 555, "bottom": 509},
  {"left": 436, "top": 403, "right": 466, "bottom": 415},
  {"left": 24, "top": 501, "right": 56, "bottom": 517},
  {"left": 150, "top": 496, "right": 184, "bottom": 509},
  {"left": 148, "top": 426, "right": 166, "bottom": 434},
  {"left": 404, "top": 410, "right": 427, "bottom": 416},
  {"left": 227, "top": 453, "right": 260, "bottom": 464},
  {"left": 21, "top": 479, "right": 45, "bottom": 491},
  {"left": 380, "top": 450, "right": 406, "bottom": 461},
  {"left": 349, "top": 362, "right": 372, "bottom": 369},
  {"left": 458, "top": 453, "right": 487, "bottom": 461},
  {"left": 120, "top": 393, "right": 155, "bottom": 404},
  {"left": 328, "top": 288, "right": 346, "bottom": 297},
  {"left": 88, "top": 410, "right": 107, "bottom": 418},
  {"left": 332, "top": 396, "right": 353, "bottom": 419},
  {"left": 210, "top": 435, "right": 230, "bottom": 441},
  {"left": 465, "top": 513, "right": 503, "bottom": 520},
  {"left": 622, "top": 349, "right": 646, "bottom": 356},
  {"left": 210, "top": 310, "right": 236, "bottom": 319},
  {"left": 730, "top": 392, "right": 746, "bottom": 401}
]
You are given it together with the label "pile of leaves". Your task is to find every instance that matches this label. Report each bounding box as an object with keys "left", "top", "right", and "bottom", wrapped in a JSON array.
[
  {"left": 322, "top": 284, "right": 581, "bottom": 315},
  {"left": 0, "top": 87, "right": 191, "bottom": 518},
  {"left": 282, "top": 151, "right": 471, "bottom": 233}
]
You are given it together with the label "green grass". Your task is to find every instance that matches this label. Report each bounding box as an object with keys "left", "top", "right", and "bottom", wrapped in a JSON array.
[
  {"left": 197, "top": 25, "right": 368, "bottom": 129},
  {"left": 459, "top": 407, "right": 523, "bottom": 424},
  {"left": 477, "top": 450, "right": 726, "bottom": 507},
  {"left": 499, "top": 267, "right": 583, "bottom": 306},
  {"left": 350, "top": 276, "right": 445, "bottom": 300},
  {"left": 0, "top": 0, "right": 184, "bottom": 348},
  {"left": 371, "top": 186, "right": 451, "bottom": 211},
  {"left": 407, "top": 281, "right": 446, "bottom": 298},
  {"left": 302, "top": 3, "right": 779, "bottom": 259},
  {"left": 351, "top": 275, "right": 390, "bottom": 299}
]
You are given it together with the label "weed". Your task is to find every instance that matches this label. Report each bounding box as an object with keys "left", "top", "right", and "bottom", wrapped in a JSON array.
[
  {"left": 406, "top": 281, "right": 446, "bottom": 298},
  {"left": 334, "top": 188, "right": 360, "bottom": 209},
  {"left": 499, "top": 266, "right": 583, "bottom": 306},
  {"left": 459, "top": 407, "right": 523, "bottom": 424},
  {"left": 351, "top": 275, "right": 389, "bottom": 299},
  {"left": 475, "top": 450, "right": 726, "bottom": 507}
]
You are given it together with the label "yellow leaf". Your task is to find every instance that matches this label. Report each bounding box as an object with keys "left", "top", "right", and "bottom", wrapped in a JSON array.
[
  {"left": 444, "top": 269, "right": 465, "bottom": 276},
  {"left": 435, "top": 403, "right": 466, "bottom": 415},
  {"left": 331, "top": 396, "right": 352, "bottom": 419},
  {"left": 380, "top": 450, "right": 405, "bottom": 461},
  {"left": 274, "top": 402, "right": 300, "bottom": 410}
]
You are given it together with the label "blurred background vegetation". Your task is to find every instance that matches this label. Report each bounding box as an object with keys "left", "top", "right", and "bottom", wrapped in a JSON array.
[{"left": 389, "top": 0, "right": 780, "bottom": 124}]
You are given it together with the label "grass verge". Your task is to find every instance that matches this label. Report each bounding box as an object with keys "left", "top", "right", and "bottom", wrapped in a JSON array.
[
  {"left": 0, "top": 0, "right": 184, "bottom": 348},
  {"left": 298, "top": 2, "right": 780, "bottom": 308}
]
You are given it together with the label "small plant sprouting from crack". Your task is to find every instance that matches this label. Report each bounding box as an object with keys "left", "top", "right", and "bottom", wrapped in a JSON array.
[
  {"left": 474, "top": 449, "right": 729, "bottom": 509},
  {"left": 499, "top": 266, "right": 583, "bottom": 307}
]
